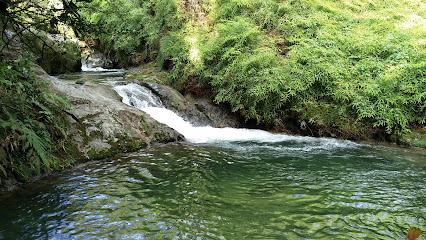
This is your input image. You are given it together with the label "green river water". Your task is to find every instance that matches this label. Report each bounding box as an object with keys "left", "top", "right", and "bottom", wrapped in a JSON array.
[{"left": 0, "top": 140, "right": 425, "bottom": 239}]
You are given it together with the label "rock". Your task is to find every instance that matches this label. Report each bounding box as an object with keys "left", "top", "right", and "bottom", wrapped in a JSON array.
[
  {"left": 49, "top": 78, "right": 184, "bottom": 161},
  {"left": 1, "top": 29, "right": 82, "bottom": 73},
  {"left": 139, "top": 81, "right": 240, "bottom": 128},
  {"left": 184, "top": 94, "right": 240, "bottom": 128},
  {"left": 82, "top": 48, "right": 114, "bottom": 70},
  {"left": 398, "top": 128, "right": 426, "bottom": 148},
  {"left": 0, "top": 30, "right": 25, "bottom": 61}
]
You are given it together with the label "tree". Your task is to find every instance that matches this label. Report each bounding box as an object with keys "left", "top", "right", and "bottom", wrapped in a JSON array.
[{"left": 0, "top": 0, "right": 90, "bottom": 54}]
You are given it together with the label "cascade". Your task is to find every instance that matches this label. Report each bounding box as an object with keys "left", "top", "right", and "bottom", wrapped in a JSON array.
[
  {"left": 112, "top": 83, "right": 359, "bottom": 148},
  {"left": 81, "top": 49, "right": 118, "bottom": 72}
]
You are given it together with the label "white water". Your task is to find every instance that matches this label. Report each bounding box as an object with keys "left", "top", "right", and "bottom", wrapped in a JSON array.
[
  {"left": 113, "top": 83, "right": 359, "bottom": 147},
  {"left": 114, "top": 83, "right": 164, "bottom": 109},
  {"left": 143, "top": 107, "right": 295, "bottom": 143},
  {"left": 81, "top": 50, "right": 122, "bottom": 72}
]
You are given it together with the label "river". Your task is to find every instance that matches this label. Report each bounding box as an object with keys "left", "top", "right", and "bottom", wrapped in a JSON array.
[{"left": 0, "top": 70, "right": 424, "bottom": 239}]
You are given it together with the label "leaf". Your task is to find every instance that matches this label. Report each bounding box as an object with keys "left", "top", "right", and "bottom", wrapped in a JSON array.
[
  {"left": 20, "top": 127, "right": 50, "bottom": 168},
  {"left": 406, "top": 227, "right": 421, "bottom": 240}
]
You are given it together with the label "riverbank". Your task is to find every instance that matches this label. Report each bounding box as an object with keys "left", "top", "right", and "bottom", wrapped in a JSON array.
[
  {"left": 0, "top": 65, "right": 240, "bottom": 192},
  {"left": 125, "top": 64, "right": 426, "bottom": 149},
  {"left": 79, "top": 0, "right": 425, "bottom": 144},
  {"left": 1, "top": 62, "right": 424, "bottom": 193}
]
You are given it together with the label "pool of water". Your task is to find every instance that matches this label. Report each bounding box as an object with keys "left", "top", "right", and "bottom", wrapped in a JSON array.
[{"left": 0, "top": 141, "right": 424, "bottom": 239}]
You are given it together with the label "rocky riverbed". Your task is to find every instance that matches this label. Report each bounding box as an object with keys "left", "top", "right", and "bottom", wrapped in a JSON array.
[{"left": 48, "top": 68, "right": 240, "bottom": 161}]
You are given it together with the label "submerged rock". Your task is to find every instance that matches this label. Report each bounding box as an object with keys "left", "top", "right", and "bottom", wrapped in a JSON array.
[{"left": 49, "top": 78, "right": 183, "bottom": 161}]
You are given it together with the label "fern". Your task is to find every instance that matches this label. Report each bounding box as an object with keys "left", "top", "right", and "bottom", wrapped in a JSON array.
[{"left": 0, "top": 61, "right": 71, "bottom": 183}]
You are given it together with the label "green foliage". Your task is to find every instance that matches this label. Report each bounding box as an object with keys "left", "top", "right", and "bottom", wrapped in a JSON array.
[
  {"left": 1, "top": 0, "right": 90, "bottom": 36},
  {"left": 158, "top": 30, "right": 190, "bottom": 90},
  {"left": 0, "top": 60, "right": 71, "bottom": 183},
  {"left": 79, "top": 0, "right": 425, "bottom": 138},
  {"left": 191, "top": 0, "right": 425, "bottom": 137},
  {"left": 79, "top": 0, "right": 184, "bottom": 66},
  {"left": 199, "top": 19, "right": 283, "bottom": 122}
]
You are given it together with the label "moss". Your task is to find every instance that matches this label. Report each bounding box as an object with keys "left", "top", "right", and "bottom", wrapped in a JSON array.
[
  {"left": 171, "top": 98, "right": 180, "bottom": 106},
  {"left": 154, "top": 132, "right": 174, "bottom": 143},
  {"left": 413, "top": 135, "right": 426, "bottom": 148},
  {"left": 87, "top": 148, "right": 112, "bottom": 160},
  {"left": 63, "top": 141, "right": 85, "bottom": 161},
  {"left": 398, "top": 129, "right": 426, "bottom": 148},
  {"left": 125, "top": 64, "right": 168, "bottom": 84},
  {"left": 87, "top": 137, "right": 147, "bottom": 160},
  {"left": 112, "top": 90, "right": 124, "bottom": 102},
  {"left": 94, "top": 121, "right": 103, "bottom": 129},
  {"left": 140, "top": 115, "right": 153, "bottom": 136}
]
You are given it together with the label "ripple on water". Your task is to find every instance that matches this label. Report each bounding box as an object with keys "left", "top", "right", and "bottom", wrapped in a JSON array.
[{"left": 0, "top": 142, "right": 424, "bottom": 239}]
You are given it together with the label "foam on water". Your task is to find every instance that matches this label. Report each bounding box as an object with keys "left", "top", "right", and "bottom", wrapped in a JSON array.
[
  {"left": 113, "top": 83, "right": 359, "bottom": 148},
  {"left": 143, "top": 107, "right": 295, "bottom": 143}
]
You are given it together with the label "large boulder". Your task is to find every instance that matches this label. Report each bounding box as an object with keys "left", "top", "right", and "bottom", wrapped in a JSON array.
[
  {"left": 1, "top": 30, "right": 81, "bottom": 74},
  {"left": 49, "top": 78, "right": 183, "bottom": 161}
]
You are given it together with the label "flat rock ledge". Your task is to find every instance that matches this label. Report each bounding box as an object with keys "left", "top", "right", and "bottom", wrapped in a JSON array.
[{"left": 49, "top": 77, "right": 184, "bottom": 161}]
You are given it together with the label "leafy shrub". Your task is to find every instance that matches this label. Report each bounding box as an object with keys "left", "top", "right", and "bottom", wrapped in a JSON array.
[
  {"left": 0, "top": 60, "right": 71, "bottom": 184},
  {"left": 80, "top": 0, "right": 184, "bottom": 66},
  {"left": 158, "top": 31, "right": 191, "bottom": 90},
  {"left": 192, "top": 0, "right": 426, "bottom": 137}
]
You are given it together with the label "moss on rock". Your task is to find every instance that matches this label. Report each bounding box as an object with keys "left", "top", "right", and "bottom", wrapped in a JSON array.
[{"left": 399, "top": 129, "right": 426, "bottom": 148}]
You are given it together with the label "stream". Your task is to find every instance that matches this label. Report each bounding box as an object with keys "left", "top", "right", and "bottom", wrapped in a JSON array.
[{"left": 0, "top": 70, "right": 424, "bottom": 239}]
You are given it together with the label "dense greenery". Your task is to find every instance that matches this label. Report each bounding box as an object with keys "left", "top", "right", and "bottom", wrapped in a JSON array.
[
  {"left": 0, "top": 61, "right": 71, "bottom": 184},
  {"left": 1, "top": 0, "right": 86, "bottom": 74},
  {"left": 193, "top": 0, "right": 426, "bottom": 137},
  {"left": 82, "top": 0, "right": 425, "bottom": 138},
  {"left": 79, "top": 0, "right": 184, "bottom": 66},
  {"left": 0, "top": 0, "right": 87, "bottom": 185}
]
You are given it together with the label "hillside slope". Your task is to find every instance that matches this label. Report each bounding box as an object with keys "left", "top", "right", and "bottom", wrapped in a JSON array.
[{"left": 81, "top": 0, "right": 426, "bottom": 141}]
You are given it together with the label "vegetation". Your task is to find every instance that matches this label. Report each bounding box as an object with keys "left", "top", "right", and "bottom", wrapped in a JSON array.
[
  {"left": 0, "top": 0, "right": 87, "bottom": 186},
  {"left": 1, "top": 0, "right": 425, "bottom": 186},
  {"left": 80, "top": 0, "right": 425, "bottom": 138},
  {"left": 1, "top": 0, "right": 86, "bottom": 74},
  {"left": 0, "top": 60, "right": 72, "bottom": 184},
  {"left": 79, "top": 0, "right": 184, "bottom": 66}
]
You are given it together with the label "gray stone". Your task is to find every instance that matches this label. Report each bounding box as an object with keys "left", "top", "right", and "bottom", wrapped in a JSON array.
[
  {"left": 49, "top": 77, "right": 183, "bottom": 160},
  {"left": 139, "top": 81, "right": 240, "bottom": 128}
]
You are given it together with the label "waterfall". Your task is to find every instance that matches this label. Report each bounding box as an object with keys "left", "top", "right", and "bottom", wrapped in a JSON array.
[
  {"left": 114, "top": 83, "right": 164, "bottom": 109},
  {"left": 81, "top": 49, "right": 119, "bottom": 72},
  {"left": 112, "top": 83, "right": 359, "bottom": 147}
]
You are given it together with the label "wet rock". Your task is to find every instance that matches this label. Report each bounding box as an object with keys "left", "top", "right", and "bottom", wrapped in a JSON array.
[
  {"left": 184, "top": 94, "right": 240, "bottom": 128},
  {"left": 139, "top": 81, "right": 240, "bottom": 128},
  {"left": 81, "top": 49, "right": 114, "bottom": 70},
  {"left": 49, "top": 78, "right": 183, "bottom": 161},
  {"left": 397, "top": 128, "right": 426, "bottom": 148}
]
